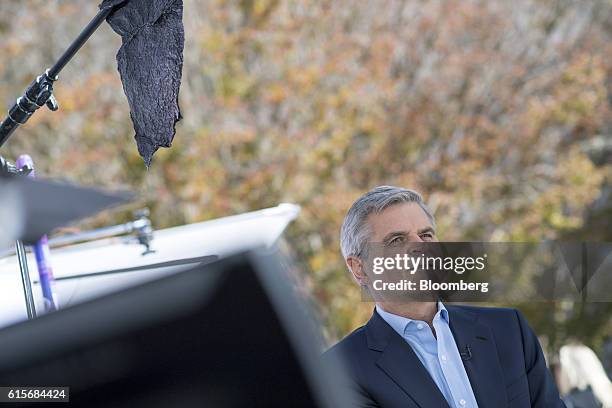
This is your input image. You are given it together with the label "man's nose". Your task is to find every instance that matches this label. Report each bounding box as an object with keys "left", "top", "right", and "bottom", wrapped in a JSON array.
[
  {"left": 408, "top": 233, "right": 425, "bottom": 243},
  {"left": 406, "top": 238, "right": 426, "bottom": 257}
]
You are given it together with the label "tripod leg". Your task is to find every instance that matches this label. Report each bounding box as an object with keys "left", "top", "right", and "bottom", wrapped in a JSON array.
[{"left": 16, "top": 240, "right": 37, "bottom": 319}]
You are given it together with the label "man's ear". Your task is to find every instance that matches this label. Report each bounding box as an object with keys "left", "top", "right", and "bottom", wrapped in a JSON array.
[{"left": 346, "top": 256, "right": 368, "bottom": 285}]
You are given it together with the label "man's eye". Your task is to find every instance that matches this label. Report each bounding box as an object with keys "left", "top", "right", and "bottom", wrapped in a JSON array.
[
  {"left": 389, "top": 236, "right": 405, "bottom": 245},
  {"left": 420, "top": 233, "right": 434, "bottom": 241}
]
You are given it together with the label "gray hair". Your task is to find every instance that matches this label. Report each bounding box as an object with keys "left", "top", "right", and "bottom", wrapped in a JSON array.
[{"left": 340, "top": 186, "right": 436, "bottom": 260}]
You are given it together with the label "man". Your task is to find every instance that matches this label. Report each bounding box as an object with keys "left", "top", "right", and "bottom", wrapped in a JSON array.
[{"left": 324, "top": 186, "right": 565, "bottom": 408}]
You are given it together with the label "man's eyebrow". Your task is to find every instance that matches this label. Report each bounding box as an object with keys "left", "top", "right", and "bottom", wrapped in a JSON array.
[
  {"left": 417, "top": 227, "right": 436, "bottom": 235},
  {"left": 381, "top": 227, "right": 436, "bottom": 243},
  {"left": 381, "top": 231, "right": 407, "bottom": 243}
]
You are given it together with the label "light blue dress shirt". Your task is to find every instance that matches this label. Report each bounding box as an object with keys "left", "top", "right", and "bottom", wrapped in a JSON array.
[{"left": 376, "top": 303, "right": 479, "bottom": 408}]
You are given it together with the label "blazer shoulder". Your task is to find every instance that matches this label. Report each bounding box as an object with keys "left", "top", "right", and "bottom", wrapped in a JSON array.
[
  {"left": 449, "top": 304, "right": 520, "bottom": 319},
  {"left": 323, "top": 325, "right": 368, "bottom": 359},
  {"left": 448, "top": 304, "right": 525, "bottom": 332}
]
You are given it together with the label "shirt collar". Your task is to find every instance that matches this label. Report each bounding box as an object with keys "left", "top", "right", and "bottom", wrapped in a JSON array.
[{"left": 376, "top": 302, "right": 449, "bottom": 336}]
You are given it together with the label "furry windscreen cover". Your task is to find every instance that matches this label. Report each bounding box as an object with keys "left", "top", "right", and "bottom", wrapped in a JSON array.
[{"left": 99, "top": 0, "right": 184, "bottom": 166}]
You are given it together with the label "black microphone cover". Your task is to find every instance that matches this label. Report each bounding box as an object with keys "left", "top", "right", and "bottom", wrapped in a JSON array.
[{"left": 100, "top": 0, "right": 184, "bottom": 167}]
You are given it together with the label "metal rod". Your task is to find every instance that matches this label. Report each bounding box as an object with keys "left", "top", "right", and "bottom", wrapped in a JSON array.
[
  {"left": 15, "top": 240, "right": 37, "bottom": 319},
  {"left": 48, "top": 223, "right": 134, "bottom": 247},
  {"left": 0, "top": 214, "right": 152, "bottom": 258},
  {"left": 0, "top": 4, "right": 121, "bottom": 147},
  {"left": 47, "top": 7, "right": 115, "bottom": 79},
  {"left": 17, "top": 154, "right": 58, "bottom": 312}
]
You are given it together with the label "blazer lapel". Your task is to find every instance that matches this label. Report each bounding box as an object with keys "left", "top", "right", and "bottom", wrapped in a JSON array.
[
  {"left": 447, "top": 306, "right": 507, "bottom": 408},
  {"left": 366, "top": 310, "right": 450, "bottom": 408}
]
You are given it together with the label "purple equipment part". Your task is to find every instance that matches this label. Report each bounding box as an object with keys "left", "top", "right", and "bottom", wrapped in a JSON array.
[{"left": 16, "top": 155, "right": 59, "bottom": 312}]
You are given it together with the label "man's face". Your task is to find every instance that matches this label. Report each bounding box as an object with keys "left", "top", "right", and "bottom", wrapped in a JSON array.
[
  {"left": 363, "top": 202, "right": 439, "bottom": 302},
  {"left": 345, "top": 201, "right": 438, "bottom": 290},
  {"left": 366, "top": 202, "right": 437, "bottom": 246}
]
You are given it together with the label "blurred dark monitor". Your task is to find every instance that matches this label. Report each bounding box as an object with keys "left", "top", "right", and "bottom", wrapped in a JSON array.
[{"left": 0, "top": 251, "right": 352, "bottom": 407}]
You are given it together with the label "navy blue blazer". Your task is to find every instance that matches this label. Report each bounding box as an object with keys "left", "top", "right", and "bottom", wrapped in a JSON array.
[{"left": 324, "top": 305, "right": 566, "bottom": 408}]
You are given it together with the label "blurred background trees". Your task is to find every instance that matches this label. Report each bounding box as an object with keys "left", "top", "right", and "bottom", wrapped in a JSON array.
[{"left": 0, "top": 0, "right": 610, "bottom": 359}]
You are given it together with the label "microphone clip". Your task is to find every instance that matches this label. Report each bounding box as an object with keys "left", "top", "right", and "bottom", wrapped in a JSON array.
[{"left": 460, "top": 344, "right": 472, "bottom": 361}]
